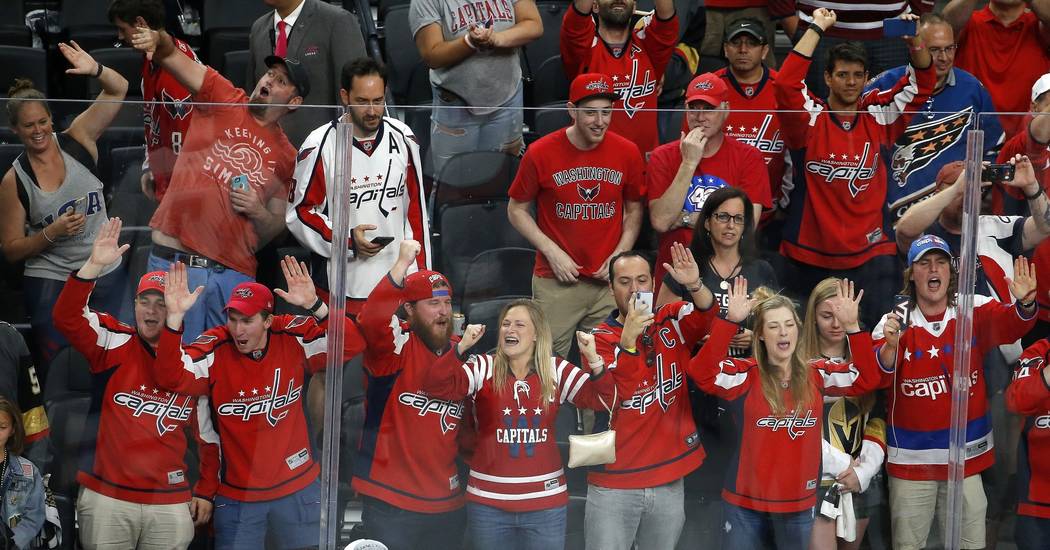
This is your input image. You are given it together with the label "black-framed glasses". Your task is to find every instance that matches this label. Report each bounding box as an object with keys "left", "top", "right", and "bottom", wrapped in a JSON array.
[
  {"left": 928, "top": 45, "right": 958, "bottom": 57},
  {"left": 711, "top": 212, "right": 746, "bottom": 226}
]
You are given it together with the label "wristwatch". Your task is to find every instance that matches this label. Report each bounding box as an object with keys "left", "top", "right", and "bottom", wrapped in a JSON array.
[{"left": 681, "top": 212, "right": 693, "bottom": 229}]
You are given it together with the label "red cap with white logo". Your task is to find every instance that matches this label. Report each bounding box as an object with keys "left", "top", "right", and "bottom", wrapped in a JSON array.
[
  {"left": 569, "top": 73, "right": 619, "bottom": 105},
  {"left": 224, "top": 282, "right": 275, "bottom": 317},
  {"left": 137, "top": 271, "right": 167, "bottom": 296},
  {"left": 403, "top": 270, "right": 453, "bottom": 302},
  {"left": 685, "top": 73, "right": 729, "bottom": 107}
]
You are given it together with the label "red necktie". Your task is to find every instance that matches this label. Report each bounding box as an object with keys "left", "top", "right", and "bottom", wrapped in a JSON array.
[{"left": 275, "top": 20, "right": 288, "bottom": 58}]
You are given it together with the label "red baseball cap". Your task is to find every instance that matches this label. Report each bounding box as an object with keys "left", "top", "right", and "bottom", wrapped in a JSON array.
[
  {"left": 137, "top": 271, "right": 167, "bottom": 296},
  {"left": 569, "top": 73, "right": 619, "bottom": 105},
  {"left": 685, "top": 73, "right": 729, "bottom": 107},
  {"left": 224, "top": 282, "right": 274, "bottom": 317},
  {"left": 403, "top": 270, "right": 453, "bottom": 302}
]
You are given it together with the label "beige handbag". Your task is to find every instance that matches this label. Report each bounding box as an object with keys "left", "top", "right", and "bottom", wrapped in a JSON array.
[{"left": 567, "top": 387, "right": 617, "bottom": 468}]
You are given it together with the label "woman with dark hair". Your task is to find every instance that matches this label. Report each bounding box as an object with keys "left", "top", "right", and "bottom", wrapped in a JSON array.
[
  {"left": 656, "top": 185, "right": 777, "bottom": 356},
  {"left": 0, "top": 42, "right": 129, "bottom": 369}
]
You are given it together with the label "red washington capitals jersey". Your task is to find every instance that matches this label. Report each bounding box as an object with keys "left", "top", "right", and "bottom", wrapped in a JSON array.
[
  {"left": 154, "top": 313, "right": 360, "bottom": 502},
  {"left": 352, "top": 274, "right": 467, "bottom": 513},
  {"left": 560, "top": 6, "right": 678, "bottom": 154},
  {"left": 1008, "top": 339, "right": 1050, "bottom": 518},
  {"left": 714, "top": 66, "right": 790, "bottom": 210},
  {"left": 690, "top": 318, "right": 880, "bottom": 513},
  {"left": 54, "top": 275, "right": 219, "bottom": 504},
  {"left": 423, "top": 351, "right": 615, "bottom": 512},
  {"left": 590, "top": 301, "right": 716, "bottom": 489},
  {"left": 872, "top": 297, "right": 1035, "bottom": 480},
  {"left": 998, "top": 129, "right": 1050, "bottom": 322},
  {"left": 141, "top": 37, "right": 199, "bottom": 202},
  {"left": 775, "top": 51, "right": 935, "bottom": 269}
]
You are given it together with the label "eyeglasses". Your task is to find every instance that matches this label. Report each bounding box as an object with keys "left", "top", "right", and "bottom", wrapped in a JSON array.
[
  {"left": 928, "top": 45, "right": 958, "bottom": 57},
  {"left": 711, "top": 212, "right": 746, "bottom": 226}
]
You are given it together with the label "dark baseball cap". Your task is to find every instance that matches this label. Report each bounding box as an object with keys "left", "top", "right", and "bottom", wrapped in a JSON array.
[
  {"left": 264, "top": 55, "right": 311, "bottom": 99},
  {"left": 725, "top": 18, "right": 767, "bottom": 44}
]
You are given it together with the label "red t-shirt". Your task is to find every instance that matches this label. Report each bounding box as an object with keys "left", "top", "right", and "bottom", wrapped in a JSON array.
[
  {"left": 955, "top": 7, "right": 1050, "bottom": 138},
  {"left": 999, "top": 125, "right": 1050, "bottom": 321},
  {"left": 560, "top": 7, "right": 679, "bottom": 154},
  {"left": 509, "top": 129, "right": 645, "bottom": 279},
  {"left": 149, "top": 68, "right": 296, "bottom": 276},
  {"left": 142, "top": 37, "right": 200, "bottom": 202},
  {"left": 646, "top": 135, "right": 770, "bottom": 284}
]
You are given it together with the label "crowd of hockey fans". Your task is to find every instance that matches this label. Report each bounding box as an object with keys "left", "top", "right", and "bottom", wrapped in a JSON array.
[{"left": 7, "top": 0, "right": 1050, "bottom": 549}]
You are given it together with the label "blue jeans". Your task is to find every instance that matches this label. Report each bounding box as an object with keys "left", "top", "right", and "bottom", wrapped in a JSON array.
[
  {"left": 147, "top": 249, "right": 251, "bottom": 342},
  {"left": 429, "top": 82, "right": 524, "bottom": 174},
  {"left": 467, "top": 502, "right": 566, "bottom": 550},
  {"left": 360, "top": 497, "right": 465, "bottom": 550},
  {"left": 722, "top": 502, "right": 814, "bottom": 550},
  {"left": 26, "top": 268, "right": 126, "bottom": 369},
  {"left": 1015, "top": 514, "right": 1050, "bottom": 550},
  {"left": 584, "top": 479, "right": 685, "bottom": 550},
  {"left": 213, "top": 481, "right": 320, "bottom": 550}
]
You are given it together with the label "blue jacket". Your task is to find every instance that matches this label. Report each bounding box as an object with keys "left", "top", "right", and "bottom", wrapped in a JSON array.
[{"left": 1, "top": 454, "right": 45, "bottom": 550}]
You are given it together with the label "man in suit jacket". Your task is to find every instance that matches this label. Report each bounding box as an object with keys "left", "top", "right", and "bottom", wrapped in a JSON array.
[{"left": 249, "top": 0, "right": 367, "bottom": 147}]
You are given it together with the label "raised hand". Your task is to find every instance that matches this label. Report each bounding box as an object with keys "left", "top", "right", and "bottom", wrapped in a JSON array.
[
  {"left": 812, "top": 8, "right": 837, "bottom": 31},
  {"left": 724, "top": 276, "right": 750, "bottom": 323},
  {"left": 164, "top": 262, "right": 203, "bottom": 325},
  {"left": 663, "top": 241, "right": 700, "bottom": 288},
  {"left": 273, "top": 256, "right": 317, "bottom": 309},
  {"left": 1005, "top": 154, "right": 1040, "bottom": 194},
  {"left": 58, "top": 41, "right": 100, "bottom": 76},
  {"left": 1009, "top": 256, "right": 1038, "bottom": 304},
  {"left": 457, "top": 324, "right": 486, "bottom": 355},
  {"left": 576, "top": 331, "right": 600, "bottom": 366},
  {"left": 397, "top": 239, "right": 421, "bottom": 266},
  {"left": 129, "top": 26, "right": 159, "bottom": 60},
  {"left": 881, "top": 313, "right": 902, "bottom": 350},
  {"left": 827, "top": 278, "right": 863, "bottom": 332},
  {"left": 88, "top": 217, "right": 130, "bottom": 267}
]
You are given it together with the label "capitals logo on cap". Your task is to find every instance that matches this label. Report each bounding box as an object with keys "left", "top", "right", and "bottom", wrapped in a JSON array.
[
  {"left": 225, "top": 282, "right": 274, "bottom": 317},
  {"left": 137, "top": 271, "right": 167, "bottom": 296},
  {"left": 570, "top": 72, "right": 618, "bottom": 104},
  {"left": 694, "top": 80, "right": 714, "bottom": 91},
  {"left": 235, "top": 288, "right": 254, "bottom": 299},
  {"left": 586, "top": 80, "right": 610, "bottom": 93},
  {"left": 907, "top": 234, "right": 953, "bottom": 265}
]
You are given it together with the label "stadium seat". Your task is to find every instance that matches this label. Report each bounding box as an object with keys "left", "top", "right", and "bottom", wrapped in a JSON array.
[
  {"left": 223, "top": 49, "right": 251, "bottom": 93},
  {"left": 0, "top": 143, "right": 24, "bottom": 176},
  {"left": 0, "top": 45, "right": 47, "bottom": 95},
  {"left": 432, "top": 150, "right": 519, "bottom": 211},
  {"left": 60, "top": 0, "right": 117, "bottom": 52},
  {"left": 201, "top": 0, "right": 269, "bottom": 70},
  {"left": 106, "top": 145, "right": 154, "bottom": 249},
  {"left": 524, "top": 3, "right": 568, "bottom": 75},
  {"left": 0, "top": 1, "right": 30, "bottom": 47},
  {"left": 378, "top": 0, "right": 412, "bottom": 20},
  {"left": 435, "top": 200, "right": 531, "bottom": 296},
  {"left": 382, "top": 5, "right": 431, "bottom": 106},
  {"left": 533, "top": 103, "right": 571, "bottom": 137},
  {"left": 463, "top": 296, "right": 529, "bottom": 353},
  {"left": 532, "top": 55, "right": 570, "bottom": 107},
  {"left": 460, "top": 247, "right": 535, "bottom": 305},
  {"left": 87, "top": 48, "right": 144, "bottom": 98}
]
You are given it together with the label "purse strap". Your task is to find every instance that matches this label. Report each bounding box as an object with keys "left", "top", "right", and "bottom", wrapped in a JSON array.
[{"left": 596, "top": 386, "right": 618, "bottom": 431}]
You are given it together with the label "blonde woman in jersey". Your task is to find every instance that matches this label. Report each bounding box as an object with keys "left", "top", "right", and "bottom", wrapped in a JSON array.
[{"left": 801, "top": 277, "right": 888, "bottom": 550}]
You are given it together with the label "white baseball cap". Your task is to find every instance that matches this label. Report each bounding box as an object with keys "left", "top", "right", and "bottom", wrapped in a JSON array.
[{"left": 1032, "top": 73, "right": 1050, "bottom": 102}]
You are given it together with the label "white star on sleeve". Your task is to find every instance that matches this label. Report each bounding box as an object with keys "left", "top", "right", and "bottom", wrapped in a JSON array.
[{"left": 904, "top": 348, "right": 911, "bottom": 361}]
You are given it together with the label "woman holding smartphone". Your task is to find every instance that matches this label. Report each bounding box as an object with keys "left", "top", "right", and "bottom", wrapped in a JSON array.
[
  {"left": 421, "top": 300, "right": 615, "bottom": 550},
  {"left": 0, "top": 42, "right": 129, "bottom": 368},
  {"left": 689, "top": 277, "right": 880, "bottom": 549}
]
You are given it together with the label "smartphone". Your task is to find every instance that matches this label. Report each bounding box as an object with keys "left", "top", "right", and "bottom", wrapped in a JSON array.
[
  {"left": 893, "top": 294, "right": 911, "bottom": 329},
  {"left": 370, "top": 236, "right": 395, "bottom": 247},
  {"left": 230, "top": 174, "right": 250, "bottom": 191},
  {"left": 67, "top": 195, "right": 87, "bottom": 215},
  {"left": 981, "top": 163, "right": 1015, "bottom": 183},
  {"left": 883, "top": 18, "right": 918, "bottom": 38},
  {"left": 634, "top": 291, "right": 654, "bottom": 316}
]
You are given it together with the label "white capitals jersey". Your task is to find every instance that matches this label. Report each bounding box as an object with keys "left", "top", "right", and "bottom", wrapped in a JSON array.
[{"left": 287, "top": 117, "right": 431, "bottom": 302}]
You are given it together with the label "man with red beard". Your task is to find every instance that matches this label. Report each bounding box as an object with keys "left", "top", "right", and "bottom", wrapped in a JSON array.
[{"left": 352, "top": 239, "right": 468, "bottom": 549}]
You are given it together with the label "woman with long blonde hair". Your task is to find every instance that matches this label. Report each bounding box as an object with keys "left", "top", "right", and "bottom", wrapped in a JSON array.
[
  {"left": 422, "top": 299, "right": 615, "bottom": 550},
  {"left": 689, "top": 277, "right": 880, "bottom": 550},
  {"left": 801, "top": 278, "right": 885, "bottom": 550}
]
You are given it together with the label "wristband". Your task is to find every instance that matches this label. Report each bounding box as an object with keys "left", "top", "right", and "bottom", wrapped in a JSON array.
[
  {"left": 463, "top": 34, "right": 478, "bottom": 50},
  {"left": 1024, "top": 186, "right": 1044, "bottom": 201},
  {"left": 307, "top": 297, "right": 324, "bottom": 313},
  {"left": 41, "top": 227, "right": 55, "bottom": 244},
  {"left": 686, "top": 279, "right": 702, "bottom": 293},
  {"left": 1021, "top": 300, "right": 1036, "bottom": 309},
  {"left": 94, "top": 63, "right": 104, "bottom": 78},
  {"left": 622, "top": 346, "right": 637, "bottom": 354},
  {"left": 809, "top": 25, "right": 825, "bottom": 37}
]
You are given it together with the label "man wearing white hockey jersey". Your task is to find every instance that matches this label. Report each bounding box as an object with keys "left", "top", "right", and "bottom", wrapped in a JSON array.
[{"left": 287, "top": 57, "right": 430, "bottom": 316}]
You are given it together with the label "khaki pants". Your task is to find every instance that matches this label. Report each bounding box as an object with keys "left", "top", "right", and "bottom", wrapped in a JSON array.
[
  {"left": 701, "top": 7, "right": 777, "bottom": 67},
  {"left": 532, "top": 276, "right": 616, "bottom": 358},
  {"left": 78, "top": 486, "right": 195, "bottom": 550},
  {"left": 888, "top": 474, "right": 987, "bottom": 550}
]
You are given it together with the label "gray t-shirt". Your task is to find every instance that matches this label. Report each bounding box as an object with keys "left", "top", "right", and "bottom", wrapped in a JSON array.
[{"left": 409, "top": 0, "right": 522, "bottom": 109}]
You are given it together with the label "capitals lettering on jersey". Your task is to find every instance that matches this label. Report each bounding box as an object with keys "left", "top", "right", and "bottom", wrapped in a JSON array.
[
  {"left": 613, "top": 54, "right": 659, "bottom": 119},
  {"left": 348, "top": 173, "right": 405, "bottom": 213},
  {"left": 890, "top": 109, "right": 971, "bottom": 187},
  {"left": 397, "top": 391, "right": 463, "bottom": 434},
  {"left": 448, "top": 0, "right": 515, "bottom": 33},
  {"left": 216, "top": 368, "right": 302, "bottom": 427},
  {"left": 755, "top": 408, "right": 819, "bottom": 440},
  {"left": 113, "top": 388, "right": 194, "bottom": 436},
  {"left": 623, "top": 355, "right": 684, "bottom": 414},
  {"left": 725, "top": 114, "right": 784, "bottom": 159},
  {"left": 683, "top": 175, "right": 728, "bottom": 212},
  {"left": 551, "top": 166, "right": 623, "bottom": 220},
  {"left": 804, "top": 142, "right": 880, "bottom": 198},
  {"left": 202, "top": 127, "right": 278, "bottom": 188},
  {"left": 497, "top": 380, "right": 549, "bottom": 457}
]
